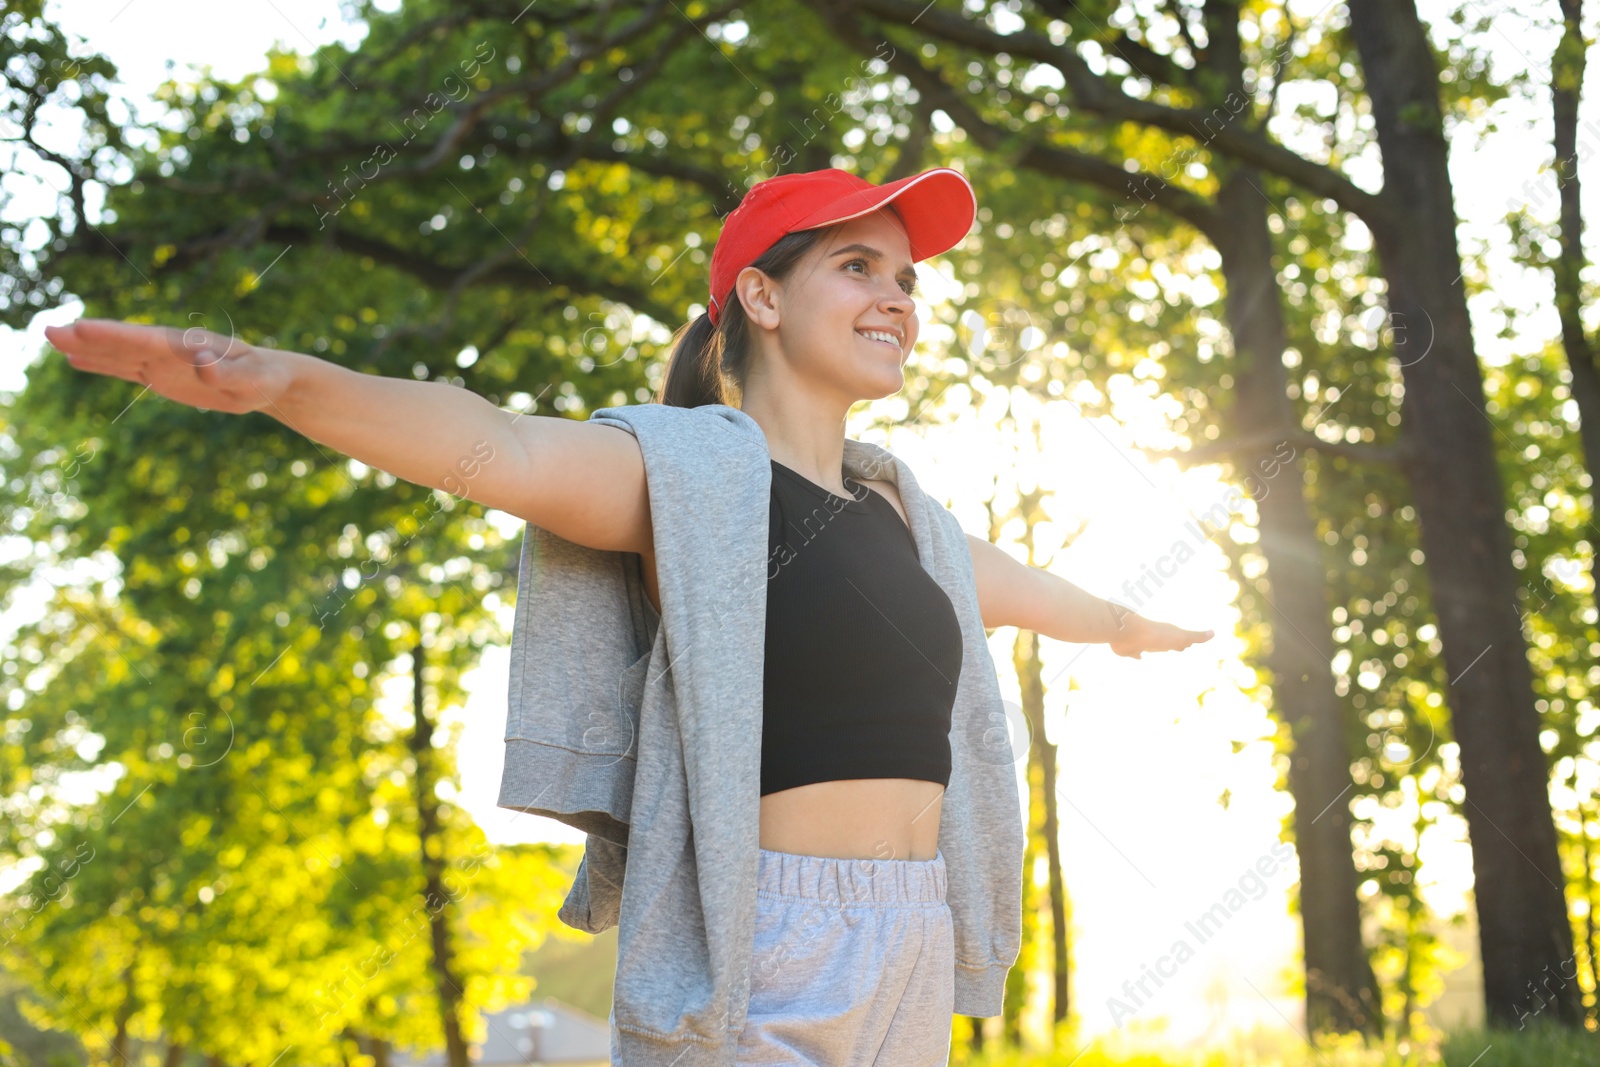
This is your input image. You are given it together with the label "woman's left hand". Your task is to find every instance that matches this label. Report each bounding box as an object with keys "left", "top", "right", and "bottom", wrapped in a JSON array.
[{"left": 1108, "top": 614, "right": 1215, "bottom": 659}]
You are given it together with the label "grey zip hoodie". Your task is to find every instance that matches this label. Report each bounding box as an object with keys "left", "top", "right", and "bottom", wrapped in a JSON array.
[{"left": 495, "top": 401, "right": 1023, "bottom": 1066}]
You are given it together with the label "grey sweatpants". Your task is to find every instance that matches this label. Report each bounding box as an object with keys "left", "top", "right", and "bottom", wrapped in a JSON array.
[{"left": 735, "top": 845, "right": 954, "bottom": 1065}]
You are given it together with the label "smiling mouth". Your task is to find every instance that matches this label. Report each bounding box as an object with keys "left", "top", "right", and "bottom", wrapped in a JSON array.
[{"left": 857, "top": 332, "right": 902, "bottom": 352}]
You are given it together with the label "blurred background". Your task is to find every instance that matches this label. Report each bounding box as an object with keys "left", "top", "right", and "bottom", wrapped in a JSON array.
[{"left": 2, "top": 0, "right": 1598, "bottom": 1064}]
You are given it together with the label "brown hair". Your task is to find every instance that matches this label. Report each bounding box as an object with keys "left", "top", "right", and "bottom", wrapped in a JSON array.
[{"left": 656, "top": 225, "right": 838, "bottom": 408}]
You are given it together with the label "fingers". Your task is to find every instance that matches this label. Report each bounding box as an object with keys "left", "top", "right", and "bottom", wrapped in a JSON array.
[
  {"left": 47, "top": 319, "right": 143, "bottom": 373},
  {"left": 1164, "top": 623, "right": 1214, "bottom": 646},
  {"left": 48, "top": 318, "right": 254, "bottom": 411},
  {"left": 42, "top": 322, "right": 83, "bottom": 360},
  {"left": 49, "top": 324, "right": 144, "bottom": 382},
  {"left": 1110, "top": 621, "right": 1216, "bottom": 659},
  {"left": 69, "top": 318, "right": 242, "bottom": 372},
  {"left": 1148, "top": 623, "right": 1216, "bottom": 653},
  {"left": 1168, "top": 629, "right": 1211, "bottom": 650}
]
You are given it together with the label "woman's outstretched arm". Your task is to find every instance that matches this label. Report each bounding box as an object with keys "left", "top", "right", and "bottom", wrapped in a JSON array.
[
  {"left": 965, "top": 533, "right": 1214, "bottom": 658},
  {"left": 44, "top": 319, "right": 652, "bottom": 556}
]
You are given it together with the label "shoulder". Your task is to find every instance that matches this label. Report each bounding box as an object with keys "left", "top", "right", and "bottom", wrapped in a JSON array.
[{"left": 591, "top": 402, "right": 765, "bottom": 444}]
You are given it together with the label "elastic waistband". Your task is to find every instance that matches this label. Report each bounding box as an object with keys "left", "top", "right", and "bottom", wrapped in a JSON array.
[{"left": 755, "top": 846, "right": 947, "bottom": 904}]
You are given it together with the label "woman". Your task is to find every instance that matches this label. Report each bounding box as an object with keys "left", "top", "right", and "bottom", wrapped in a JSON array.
[{"left": 46, "top": 165, "right": 1212, "bottom": 1066}]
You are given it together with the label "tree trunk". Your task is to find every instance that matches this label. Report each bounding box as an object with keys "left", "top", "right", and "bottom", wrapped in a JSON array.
[
  {"left": 1014, "top": 619, "right": 1069, "bottom": 1028},
  {"left": 1550, "top": 0, "right": 1600, "bottom": 480},
  {"left": 410, "top": 635, "right": 471, "bottom": 1067},
  {"left": 1542, "top": 0, "right": 1596, "bottom": 1028},
  {"left": 1399, "top": 895, "right": 1418, "bottom": 1040},
  {"left": 1211, "top": 162, "right": 1382, "bottom": 1037},
  {"left": 1584, "top": 808, "right": 1599, "bottom": 1028},
  {"left": 363, "top": 1033, "right": 391, "bottom": 1067},
  {"left": 1571, "top": 769, "right": 1597, "bottom": 1027},
  {"left": 1040, "top": 681, "right": 1069, "bottom": 1026},
  {"left": 110, "top": 960, "right": 136, "bottom": 1067},
  {"left": 1346, "top": 0, "right": 1583, "bottom": 1027},
  {"left": 1003, "top": 658, "right": 1038, "bottom": 1048},
  {"left": 1196, "top": 3, "right": 1380, "bottom": 1034},
  {"left": 163, "top": 1042, "right": 185, "bottom": 1067},
  {"left": 1007, "top": 495, "right": 1073, "bottom": 1041}
]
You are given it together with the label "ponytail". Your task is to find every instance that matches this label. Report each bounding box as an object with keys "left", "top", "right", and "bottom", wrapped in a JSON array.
[
  {"left": 657, "top": 311, "right": 732, "bottom": 408},
  {"left": 655, "top": 225, "right": 835, "bottom": 408}
]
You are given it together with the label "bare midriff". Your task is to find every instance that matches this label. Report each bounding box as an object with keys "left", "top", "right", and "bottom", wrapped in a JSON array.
[{"left": 759, "top": 779, "right": 944, "bottom": 860}]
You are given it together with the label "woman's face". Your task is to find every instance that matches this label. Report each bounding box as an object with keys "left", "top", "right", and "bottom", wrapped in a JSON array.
[{"left": 741, "top": 207, "right": 922, "bottom": 405}]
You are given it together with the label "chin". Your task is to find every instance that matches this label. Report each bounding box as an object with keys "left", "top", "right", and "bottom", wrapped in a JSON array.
[{"left": 858, "top": 373, "right": 906, "bottom": 402}]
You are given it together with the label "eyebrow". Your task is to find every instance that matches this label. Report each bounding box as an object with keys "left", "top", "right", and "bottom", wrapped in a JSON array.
[{"left": 830, "top": 244, "right": 917, "bottom": 279}]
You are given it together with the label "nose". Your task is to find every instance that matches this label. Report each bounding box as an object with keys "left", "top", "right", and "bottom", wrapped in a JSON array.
[{"left": 876, "top": 279, "right": 913, "bottom": 315}]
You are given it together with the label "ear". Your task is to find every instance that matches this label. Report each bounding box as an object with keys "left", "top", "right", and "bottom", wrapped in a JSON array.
[{"left": 735, "top": 265, "right": 782, "bottom": 330}]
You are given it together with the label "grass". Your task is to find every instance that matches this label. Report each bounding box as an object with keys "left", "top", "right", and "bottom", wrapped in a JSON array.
[
  {"left": 1439, "top": 1022, "right": 1600, "bottom": 1065},
  {"left": 956, "top": 1021, "right": 1600, "bottom": 1067}
]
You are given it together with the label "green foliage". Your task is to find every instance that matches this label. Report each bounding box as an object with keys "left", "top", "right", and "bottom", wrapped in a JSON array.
[
  {"left": 0, "top": 5, "right": 132, "bottom": 327},
  {"left": 1, "top": 2, "right": 615, "bottom": 1061},
  {"left": 4, "top": 0, "right": 1600, "bottom": 1058}
]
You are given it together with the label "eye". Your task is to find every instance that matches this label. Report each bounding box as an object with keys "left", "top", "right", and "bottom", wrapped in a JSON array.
[{"left": 845, "top": 258, "right": 919, "bottom": 297}]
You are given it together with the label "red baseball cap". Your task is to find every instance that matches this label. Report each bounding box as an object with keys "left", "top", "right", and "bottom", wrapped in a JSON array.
[{"left": 706, "top": 167, "right": 977, "bottom": 326}]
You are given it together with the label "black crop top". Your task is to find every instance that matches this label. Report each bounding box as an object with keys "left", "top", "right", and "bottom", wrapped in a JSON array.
[{"left": 760, "top": 459, "right": 964, "bottom": 797}]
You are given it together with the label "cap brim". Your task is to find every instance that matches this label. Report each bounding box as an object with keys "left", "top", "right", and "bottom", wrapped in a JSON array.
[{"left": 789, "top": 167, "right": 976, "bottom": 263}]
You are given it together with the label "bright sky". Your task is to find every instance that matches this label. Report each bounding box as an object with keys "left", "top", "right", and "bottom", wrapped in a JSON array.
[{"left": 4, "top": 0, "right": 1596, "bottom": 1049}]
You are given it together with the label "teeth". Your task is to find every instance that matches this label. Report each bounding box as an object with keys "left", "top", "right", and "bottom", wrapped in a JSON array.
[{"left": 858, "top": 330, "right": 899, "bottom": 346}]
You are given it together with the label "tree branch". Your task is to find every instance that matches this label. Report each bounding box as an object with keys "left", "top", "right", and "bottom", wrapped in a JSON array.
[
  {"left": 819, "top": 0, "right": 1389, "bottom": 223},
  {"left": 815, "top": 3, "right": 1222, "bottom": 235},
  {"left": 1162, "top": 0, "right": 1205, "bottom": 66},
  {"left": 1257, "top": 2, "right": 1302, "bottom": 131},
  {"left": 131, "top": 219, "right": 679, "bottom": 326},
  {"left": 1109, "top": 30, "right": 1195, "bottom": 88},
  {"left": 884, "top": 93, "right": 937, "bottom": 182}
]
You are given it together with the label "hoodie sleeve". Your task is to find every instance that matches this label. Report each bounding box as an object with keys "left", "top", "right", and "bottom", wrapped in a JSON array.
[{"left": 925, "top": 493, "right": 1026, "bottom": 1017}]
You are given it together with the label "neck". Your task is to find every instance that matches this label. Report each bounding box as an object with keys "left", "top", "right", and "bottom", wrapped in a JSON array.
[{"left": 740, "top": 373, "right": 854, "bottom": 495}]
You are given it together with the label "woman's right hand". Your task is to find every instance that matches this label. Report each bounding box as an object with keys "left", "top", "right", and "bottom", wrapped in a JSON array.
[{"left": 44, "top": 318, "right": 295, "bottom": 416}]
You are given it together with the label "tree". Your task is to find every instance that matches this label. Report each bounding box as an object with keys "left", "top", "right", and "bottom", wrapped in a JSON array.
[
  {"left": 0, "top": 6, "right": 583, "bottom": 1061},
  {"left": 1342, "top": 0, "right": 1580, "bottom": 1026},
  {"left": 1494, "top": 0, "right": 1600, "bottom": 1022}
]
